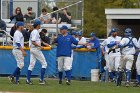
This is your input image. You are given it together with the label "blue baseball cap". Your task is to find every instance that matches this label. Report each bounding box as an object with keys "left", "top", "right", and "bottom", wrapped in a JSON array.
[
  {"left": 16, "top": 22, "right": 24, "bottom": 26},
  {"left": 60, "top": 25, "right": 68, "bottom": 30},
  {"left": 72, "top": 31, "right": 77, "bottom": 35},
  {"left": 34, "top": 19, "right": 41, "bottom": 25},
  {"left": 78, "top": 31, "right": 82, "bottom": 36},
  {"left": 111, "top": 28, "right": 117, "bottom": 33},
  {"left": 90, "top": 32, "right": 95, "bottom": 37}
]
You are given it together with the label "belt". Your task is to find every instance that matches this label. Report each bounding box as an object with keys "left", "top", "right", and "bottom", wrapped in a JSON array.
[
  {"left": 13, "top": 48, "right": 20, "bottom": 50},
  {"left": 108, "top": 49, "right": 120, "bottom": 54}
]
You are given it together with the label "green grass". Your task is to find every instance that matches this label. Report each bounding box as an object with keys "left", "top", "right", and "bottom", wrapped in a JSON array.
[{"left": 0, "top": 77, "right": 140, "bottom": 93}]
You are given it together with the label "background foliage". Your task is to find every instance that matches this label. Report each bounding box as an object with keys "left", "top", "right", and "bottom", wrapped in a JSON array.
[{"left": 84, "top": 0, "right": 140, "bottom": 38}]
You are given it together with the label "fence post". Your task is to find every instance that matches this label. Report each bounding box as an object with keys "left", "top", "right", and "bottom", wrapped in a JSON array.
[{"left": 10, "top": 0, "right": 13, "bottom": 17}]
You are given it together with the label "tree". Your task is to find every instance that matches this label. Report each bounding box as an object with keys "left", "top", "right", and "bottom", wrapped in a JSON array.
[{"left": 84, "top": 0, "right": 140, "bottom": 38}]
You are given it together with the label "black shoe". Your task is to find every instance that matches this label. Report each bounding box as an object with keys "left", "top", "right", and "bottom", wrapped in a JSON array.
[
  {"left": 39, "top": 79, "right": 46, "bottom": 85},
  {"left": 133, "top": 82, "right": 140, "bottom": 87},
  {"left": 59, "top": 80, "right": 62, "bottom": 84},
  {"left": 66, "top": 80, "right": 71, "bottom": 85},
  {"left": 8, "top": 76, "right": 15, "bottom": 83},
  {"left": 26, "top": 80, "right": 33, "bottom": 85}
]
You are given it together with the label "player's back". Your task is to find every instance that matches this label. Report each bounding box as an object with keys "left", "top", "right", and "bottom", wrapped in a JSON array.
[{"left": 121, "top": 37, "right": 137, "bottom": 55}]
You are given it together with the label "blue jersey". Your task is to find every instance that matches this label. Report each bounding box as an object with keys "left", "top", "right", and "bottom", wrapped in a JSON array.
[
  {"left": 88, "top": 38, "right": 100, "bottom": 49},
  {"left": 56, "top": 34, "right": 78, "bottom": 57}
]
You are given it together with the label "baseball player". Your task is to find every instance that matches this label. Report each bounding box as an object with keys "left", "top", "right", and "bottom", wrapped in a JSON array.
[
  {"left": 101, "top": 39, "right": 110, "bottom": 82},
  {"left": 26, "top": 19, "right": 48, "bottom": 85},
  {"left": 55, "top": 25, "right": 86, "bottom": 85},
  {"left": 118, "top": 28, "right": 138, "bottom": 87},
  {"left": 8, "top": 22, "right": 26, "bottom": 84},
  {"left": 135, "top": 37, "right": 140, "bottom": 86},
  {"left": 86, "top": 32, "right": 100, "bottom": 50},
  {"left": 106, "top": 28, "right": 122, "bottom": 86},
  {"left": 76, "top": 31, "right": 86, "bottom": 48}
]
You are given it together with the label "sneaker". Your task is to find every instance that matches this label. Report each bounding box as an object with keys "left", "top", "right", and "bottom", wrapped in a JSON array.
[
  {"left": 59, "top": 80, "right": 62, "bottom": 84},
  {"left": 125, "top": 82, "right": 130, "bottom": 87},
  {"left": 66, "top": 80, "right": 71, "bottom": 85},
  {"left": 26, "top": 80, "right": 33, "bottom": 85},
  {"left": 39, "top": 80, "right": 46, "bottom": 85},
  {"left": 8, "top": 76, "right": 15, "bottom": 83}
]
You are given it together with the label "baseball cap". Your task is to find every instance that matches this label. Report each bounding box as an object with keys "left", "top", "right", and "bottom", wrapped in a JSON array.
[
  {"left": 111, "top": 28, "right": 117, "bottom": 33},
  {"left": 78, "top": 31, "right": 82, "bottom": 36},
  {"left": 60, "top": 25, "right": 68, "bottom": 30},
  {"left": 27, "top": 7, "right": 32, "bottom": 10},
  {"left": 71, "top": 31, "right": 77, "bottom": 35},
  {"left": 90, "top": 32, "right": 95, "bottom": 37},
  {"left": 33, "top": 19, "right": 41, "bottom": 25},
  {"left": 16, "top": 22, "right": 24, "bottom": 26}
]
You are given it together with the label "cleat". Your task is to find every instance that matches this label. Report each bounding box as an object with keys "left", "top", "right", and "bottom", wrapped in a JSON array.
[
  {"left": 133, "top": 82, "right": 140, "bottom": 87},
  {"left": 8, "top": 76, "right": 15, "bottom": 83},
  {"left": 26, "top": 80, "right": 33, "bottom": 85},
  {"left": 39, "top": 80, "right": 46, "bottom": 85},
  {"left": 59, "top": 80, "right": 62, "bottom": 84},
  {"left": 66, "top": 80, "right": 71, "bottom": 85}
]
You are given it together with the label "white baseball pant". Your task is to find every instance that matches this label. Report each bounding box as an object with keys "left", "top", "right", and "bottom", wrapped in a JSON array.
[
  {"left": 12, "top": 49, "right": 24, "bottom": 69},
  {"left": 57, "top": 57, "right": 72, "bottom": 72},
  {"left": 28, "top": 48, "right": 47, "bottom": 71},
  {"left": 121, "top": 55, "right": 134, "bottom": 71},
  {"left": 104, "top": 53, "right": 109, "bottom": 69},
  {"left": 108, "top": 53, "right": 121, "bottom": 72}
]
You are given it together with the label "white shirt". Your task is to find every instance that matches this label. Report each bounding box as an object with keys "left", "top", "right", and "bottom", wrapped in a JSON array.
[
  {"left": 29, "top": 29, "right": 41, "bottom": 48},
  {"left": 107, "top": 36, "right": 122, "bottom": 53},
  {"left": 13, "top": 30, "right": 24, "bottom": 48},
  {"left": 40, "top": 13, "right": 51, "bottom": 20},
  {"left": 76, "top": 37, "right": 86, "bottom": 47},
  {"left": 120, "top": 37, "right": 137, "bottom": 55}
]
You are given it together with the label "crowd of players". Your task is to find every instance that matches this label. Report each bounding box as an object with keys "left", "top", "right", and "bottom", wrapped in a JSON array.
[
  {"left": 5, "top": 19, "right": 100, "bottom": 85},
  {"left": 0, "top": 6, "right": 140, "bottom": 87},
  {"left": 100, "top": 28, "right": 140, "bottom": 87}
]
